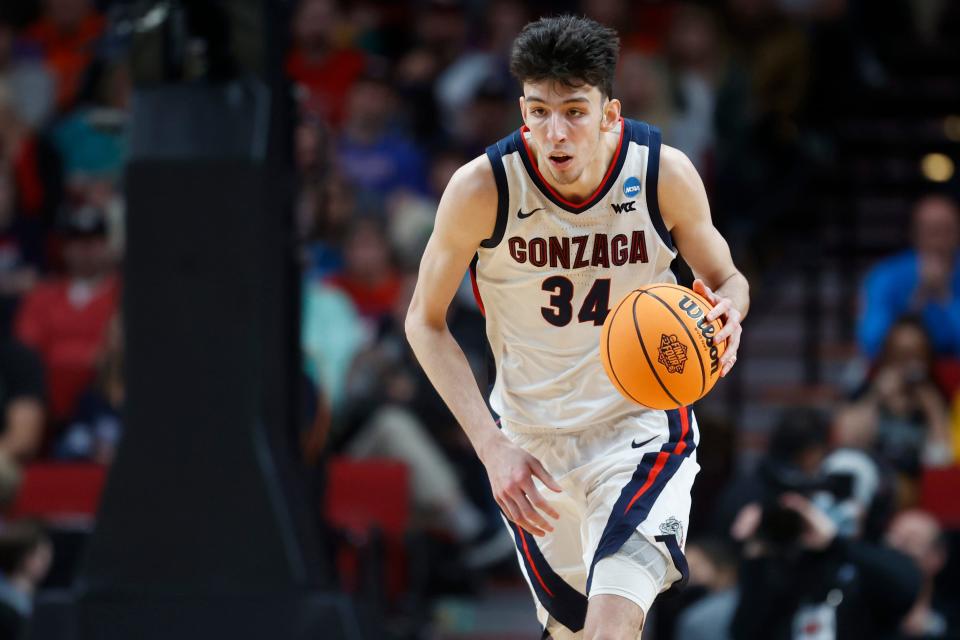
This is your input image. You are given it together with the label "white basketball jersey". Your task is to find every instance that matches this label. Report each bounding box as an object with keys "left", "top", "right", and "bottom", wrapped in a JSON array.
[{"left": 472, "top": 118, "right": 677, "bottom": 430}]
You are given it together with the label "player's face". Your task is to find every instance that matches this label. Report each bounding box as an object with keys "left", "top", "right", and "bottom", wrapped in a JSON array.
[{"left": 520, "top": 80, "right": 619, "bottom": 186}]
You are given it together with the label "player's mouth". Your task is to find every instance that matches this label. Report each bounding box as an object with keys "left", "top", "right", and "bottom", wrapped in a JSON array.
[{"left": 548, "top": 152, "right": 573, "bottom": 170}]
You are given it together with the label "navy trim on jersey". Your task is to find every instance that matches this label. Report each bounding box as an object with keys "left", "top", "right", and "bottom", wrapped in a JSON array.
[
  {"left": 508, "top": 521, "right": 589, "bottom": 633},
  {"left": 585, "top": 407, "right": 696, "bottom": 593},
  {"left": 481, "top": 140, "right": 511, "bottom": 249},
  {"left": 644, "top": 125, "right": 674, "bottom": 251},
  {"left": 512, "top": 119, "right": 631, "bottom": 214},
  {"left": 655, "top": 533, "right": 690, "bottom": 595}
]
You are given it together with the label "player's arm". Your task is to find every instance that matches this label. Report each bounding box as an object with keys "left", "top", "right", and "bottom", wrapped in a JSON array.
[
  {"left": 659, "top": 145, "right": 750, "bottom": 376},
  {"left": 405, "top": 157, "right": 561, "bottom": 537}
]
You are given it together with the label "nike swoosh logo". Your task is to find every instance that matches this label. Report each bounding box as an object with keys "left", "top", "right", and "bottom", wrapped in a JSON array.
[
  {"left": 631, "top": 435, "right": 657, "bottom": 449},
  {"left": 517, "top": 207, "right": 545, "bottom": 219}
]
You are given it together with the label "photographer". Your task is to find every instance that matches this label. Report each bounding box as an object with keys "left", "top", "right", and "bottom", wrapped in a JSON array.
[
  {"left": 730, "top": 449, "right": 920, "bottom": 640},
  {"left": 837, "top": 317, "right": 954, "bottom": 478}
]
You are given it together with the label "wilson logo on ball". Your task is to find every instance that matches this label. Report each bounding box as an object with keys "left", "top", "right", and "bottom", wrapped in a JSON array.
[
  {"left": 678, "top": 296, "right": 721, "bottom": 375},
  {"left": 657, "top": 334, "right": 688, "bottom": 374}
]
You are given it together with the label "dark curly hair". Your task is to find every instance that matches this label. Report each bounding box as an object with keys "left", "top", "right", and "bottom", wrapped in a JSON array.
[{"left": 510, "top": 15, "right": 620, "bottom": 99}]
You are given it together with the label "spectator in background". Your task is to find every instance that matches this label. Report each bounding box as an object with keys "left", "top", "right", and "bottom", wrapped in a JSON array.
[
  {"left": 712, "top": 407, "right": 831, "bottom": 538},
  {"left": 447, "top": 76, "right": 517, "bottom": 158},
  {"left": 663, "top": 3, "right": 722, "bottom": 174},
  {"left": 0, "top": 340, "right": 45, "bottom": 462},
  {"left": 14, "top": 206, "right": 118, "bottom": 425},
  {"left": 0, "top": 81, "right": 64, "bottom": 227},
  {"left": 858, "top": 194, "right": 960, "bottom": 359},
  {"left": 300, "top": 171, "right": 353, "bottom": 281},
  {"left": 615, "top": 50, "right": 674, "bottom": 136},
  {"left": 302, "top": 279, "right": 365, "bottom": 415},
  {"left": 336, "top": 72, "right": 429, "bottom": 202},
  {"left": 384, "top": 148, "right": 470, "bottom": 272},
  {"left": 50, "top": 56, "right": 130, "bottom": 183},
  {"left": 394, "top": 0, "right": 470, "bottom": 144},
  {"left": 21, "top": 0, "right": 106, "bottom": 113},
  {"left": 886, "top": 509, "right": 956, "bottom": 638},
  {"left": 0, "top": 170, "right": 42, "bottom": 337},
  {"left": 0, "top": 449, "right": 21, "bottom": 516},
  {"left": 836, "top": 317, "right": 953, "bottom": 481},
  {"left": 0, "top": 15, "right": 55, "bottom": 129},
  {"left": 434, "top": 0, "right": 526, "bottom": 136},
  {"left": 327, "top": 217, "right": 402, "bottom": 327},
  {"left": 674, "top": 537, "right": 739, "bottom": 640},
  {"left": 713, "top": 0, "right": 811, "bottom": 236},
  {"left": 0, "top": 520, "right": 52, "bottom": 640},
  {"left": 341, "top": 272, "right": 503, "bottom": 561},
  {"left": 286, "top": 0, "right": 369, "bottom": 127},
  {"left": 730, "top": 484, "right": 920, "bottom": 640},
  {"left": 54, "top": 313, "right": 121, "bottom": 464}
]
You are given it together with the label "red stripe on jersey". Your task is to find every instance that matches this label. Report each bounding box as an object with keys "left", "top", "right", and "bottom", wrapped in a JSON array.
[
  {"left": 674, "top": 406, "right": 690, "bottom": 456},
  {"left": 470, "top": 264, "right": 486, "bottom": 317},
  {"left": 516, "top": 524, "right": 555, "bottom": 598},
  {"left": 623, "top": 451, "right": 670, "bottom": 515},
  {"left": 519, "top": 117, "right": 625, "bottom": 210},
  {"left": 622, "top": 406, "right": 690, "bottom": 514}
]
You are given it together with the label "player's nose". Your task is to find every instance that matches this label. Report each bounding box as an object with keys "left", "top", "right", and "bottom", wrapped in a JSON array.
[{"left": 545, "top": 114, "right": 567, "bottom": 143}]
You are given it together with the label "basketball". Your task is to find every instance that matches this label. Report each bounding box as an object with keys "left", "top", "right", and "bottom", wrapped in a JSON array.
[{"left": 600, "top": 284, "right": 726, "bottom": 410}]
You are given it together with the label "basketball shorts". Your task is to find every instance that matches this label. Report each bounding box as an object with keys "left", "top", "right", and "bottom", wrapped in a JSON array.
[{"left": 500, "top": 406, "right": 699, "bottom": 639}]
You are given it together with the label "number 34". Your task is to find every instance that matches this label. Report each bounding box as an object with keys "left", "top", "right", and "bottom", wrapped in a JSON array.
[{"left": 541, "top": 277, "right": 611, "bottom": 327}]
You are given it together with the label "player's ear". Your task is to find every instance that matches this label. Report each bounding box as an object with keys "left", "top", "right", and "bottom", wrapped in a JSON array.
[
  {"left": 601, "top": 98, "right": 621, "bottom": 131},
  {"left": 518, "top": 96, "right": 527, "bottom": 125}
]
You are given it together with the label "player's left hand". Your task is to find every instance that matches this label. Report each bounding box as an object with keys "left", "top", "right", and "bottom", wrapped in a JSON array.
[{"left": 693, "top": 278, "right": 742, "bottom": 377}]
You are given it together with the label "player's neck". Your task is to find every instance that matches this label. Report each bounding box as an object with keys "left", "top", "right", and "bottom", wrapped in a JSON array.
[{"left": 533, "top": 128, "right": 620, "bottom": 204}]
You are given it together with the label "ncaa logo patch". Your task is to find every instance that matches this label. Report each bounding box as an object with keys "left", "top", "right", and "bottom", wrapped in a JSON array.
[{"left": 623, "top": 176, "right": 641, "bottom": 198}]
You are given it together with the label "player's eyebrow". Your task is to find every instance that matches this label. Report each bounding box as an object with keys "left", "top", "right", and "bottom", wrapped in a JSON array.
[{"left": 525, "top": 96, "right": 591, "bottom": 104}]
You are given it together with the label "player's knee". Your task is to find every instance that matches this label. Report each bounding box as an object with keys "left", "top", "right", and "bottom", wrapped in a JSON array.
[
  {"left": 583, "top": 615, "right": 644, "bottom": 640},
  {"left": 584, "top": 594, "right": 645, "bottom": 640}
]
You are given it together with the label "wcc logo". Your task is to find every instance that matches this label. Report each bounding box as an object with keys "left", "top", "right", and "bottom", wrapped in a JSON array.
[
  {"left": 658, "top": 334, "right": 688, "bottom": 374},
  {"left": 623, "top": 176, "right": 641, "bottom": 198},
  {"left": 611, "top": 201, "right": 636, "bottom": 213}
]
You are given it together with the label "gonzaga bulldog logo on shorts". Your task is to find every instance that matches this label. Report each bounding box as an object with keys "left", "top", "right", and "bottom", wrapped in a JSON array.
[
  {"left": 660, "top": 516, "right": 684, "bottom": 545},
  {"left": 658, "top": 334, "right": 688, "bottom": 374}
]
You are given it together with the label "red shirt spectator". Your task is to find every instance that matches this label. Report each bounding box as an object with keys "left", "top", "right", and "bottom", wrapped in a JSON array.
[
  {"left": 326, "top": 218, "right": 401, "bottom": 320},
  {"left": 22, "top": 0, "right": 106, "bottom": 111},
  {"left": 14, "top": 207, "right": 117, "bottom": 422},
  {"left": 327, "top": 271, "right": 402, "bottom": 320},
  {"left": 0, "top": 83, "right": 64, "bottom": 225},
  {"left": 285, "top": 0, "right": 367, "bottom": 126}
]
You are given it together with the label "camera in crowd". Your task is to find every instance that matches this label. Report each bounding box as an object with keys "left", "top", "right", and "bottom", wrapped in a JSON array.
[{"left": 756, "top": 458, "right": 854, "bottom": 548}]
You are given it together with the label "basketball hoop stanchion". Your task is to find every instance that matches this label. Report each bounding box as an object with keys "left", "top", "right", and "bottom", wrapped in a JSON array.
[{"left": 65, "top": 3, "right": 367, "bottom": 638}]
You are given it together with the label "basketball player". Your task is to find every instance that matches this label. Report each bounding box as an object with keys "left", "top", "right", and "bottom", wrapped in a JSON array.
[{"left": 406, "top": 15, "right": 749, "bottom": 640}]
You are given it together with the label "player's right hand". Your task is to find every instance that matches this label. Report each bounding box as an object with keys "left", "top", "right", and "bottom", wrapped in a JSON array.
[{"left": 482, "top": 436, "right": 562, "bottom": 537}]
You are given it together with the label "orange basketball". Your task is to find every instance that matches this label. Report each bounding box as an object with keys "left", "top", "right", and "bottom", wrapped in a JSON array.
[{"left": 600, "top": 284, "right": 726, "bottom": 410}]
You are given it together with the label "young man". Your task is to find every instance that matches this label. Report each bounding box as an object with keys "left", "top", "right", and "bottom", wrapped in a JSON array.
[{"left": 406, "top": 15, "right": 749, "bottom": 640}]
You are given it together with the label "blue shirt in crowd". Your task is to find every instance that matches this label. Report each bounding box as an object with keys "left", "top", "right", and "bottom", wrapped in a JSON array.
[
  {"left": 857, "top": 250, "right": 960, "bottom": 358},
  {"left": 336, "top": 133, "right": 429, "bottom": 199}
]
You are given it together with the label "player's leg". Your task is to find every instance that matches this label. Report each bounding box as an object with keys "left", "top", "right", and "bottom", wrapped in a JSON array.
[
  {"left": 499, "top": 425, "right": 590, "bottom": 639},
  {"left": 582, "top": 529, "right": 671, "bottom": 638},
  {"left": 579, "top": 408, "right": 701, "bottom": 637},
  {"left": 582, "top": 594, "right": 644, "bottom": 640},
  {"left": 506, "top": 511, "right": 588, "bottom": 640}
]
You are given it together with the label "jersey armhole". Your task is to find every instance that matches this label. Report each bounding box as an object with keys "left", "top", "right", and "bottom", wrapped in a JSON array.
[
  {"left": 480, "top": 142, "right": 509, "bottom": 249},
  {"left": 645, "top": 126, "right": 674, "bottom": 252}
]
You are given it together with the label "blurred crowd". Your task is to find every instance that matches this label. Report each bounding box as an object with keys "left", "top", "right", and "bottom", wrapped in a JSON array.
[{"left": 0, "top": 0, "right": 956, "bottom": 638}]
